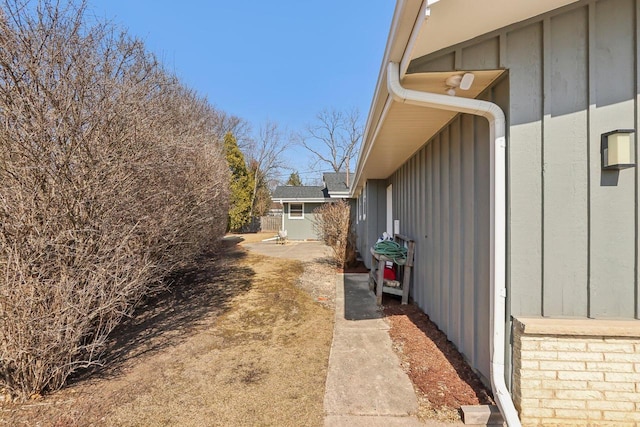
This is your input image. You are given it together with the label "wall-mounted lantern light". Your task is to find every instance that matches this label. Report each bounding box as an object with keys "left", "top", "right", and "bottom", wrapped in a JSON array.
[{"left": 601, "top": 129, "right": 636, "bottom": 170}]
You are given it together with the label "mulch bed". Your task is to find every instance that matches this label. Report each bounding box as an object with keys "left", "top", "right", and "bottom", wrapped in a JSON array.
[{"left": 383, "top": 300, "right": 494, "bottom": 418}]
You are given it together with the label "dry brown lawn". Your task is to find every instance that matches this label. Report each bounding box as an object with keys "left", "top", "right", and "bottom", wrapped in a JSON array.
[{"left": 1, "top": 235, "right": 333, "bottom": 426}]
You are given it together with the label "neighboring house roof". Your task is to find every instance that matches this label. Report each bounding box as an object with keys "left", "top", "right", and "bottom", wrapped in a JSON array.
[
  {"left": 351, "top": 0, "right": 579, "bottom": 196},
  {"left": 272, "top": 185, "right": 328, "bottom": 202},
  {"left": 322, "top": 172, "right": 351, "bottom": 197},
  {"left": 273, "top": 172, "right": 352, "bottom": 202}
]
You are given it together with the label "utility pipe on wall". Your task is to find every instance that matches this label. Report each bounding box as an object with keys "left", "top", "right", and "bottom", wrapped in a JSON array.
[
  {"left": 279, "top": 200, "right": 285, "bottom": 231},
  {"left": 386, "top": 61, "right": 521, "bottom": 427}
]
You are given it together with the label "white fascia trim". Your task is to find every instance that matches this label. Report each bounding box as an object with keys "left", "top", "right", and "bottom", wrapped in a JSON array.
[
  {"left": 278, "top": 198, "right": 327, "bottom": 204},
  {"left": 387, "top": 61, "right": 521, "bottom": 427},
  {"left": 352, "top": 0, "right": 419, "bottom": 197},
  {"left": 352, "top": 95, "right": 394, "bottom": 198}
]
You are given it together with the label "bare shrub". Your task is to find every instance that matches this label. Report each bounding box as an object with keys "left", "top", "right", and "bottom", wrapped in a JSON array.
[
  {"left": 0, "top": 0, "right": 229, "bottom": 400},
  {"left": 313, "top": 200, "right": 356, "bottom": 269}
]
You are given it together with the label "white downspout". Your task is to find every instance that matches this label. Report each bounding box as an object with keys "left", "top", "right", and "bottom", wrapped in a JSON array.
[
  {"left": 279, "top": 200, "right": 284, "bottom": 231},
  {"left": 386, "top": 62, "right": 521, "bottom": 427}
]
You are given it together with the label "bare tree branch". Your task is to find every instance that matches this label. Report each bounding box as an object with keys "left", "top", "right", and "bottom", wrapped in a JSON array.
[
  {"left": 210, "top": 109, "right": 252, "bottom": 149},
  {"left": 245, "top": 120, "right": 290, "bottom": 216},
  {"left": 296, "top": 107, "right": 362, "bottom": 173}
]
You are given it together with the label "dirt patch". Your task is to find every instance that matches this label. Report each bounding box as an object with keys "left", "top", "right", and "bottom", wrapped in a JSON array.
[
  {"left": 295, "top": 260, "right": 337, "bottom": 310},
  {"left": 1, "top": 237, "right": 333, "bottom": 426},
  {"left": 383, "top": 301, "right": 494, "bottom": 423}
]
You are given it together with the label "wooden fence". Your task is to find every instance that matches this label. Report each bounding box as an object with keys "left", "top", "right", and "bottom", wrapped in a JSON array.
[{"left": 260, "top": 215, "right": 281, "bottom": 232}]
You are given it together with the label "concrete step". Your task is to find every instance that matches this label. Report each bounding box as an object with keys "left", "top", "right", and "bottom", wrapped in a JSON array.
[{"left": 461, "top": 405, "right": 505, "bottom": 426}]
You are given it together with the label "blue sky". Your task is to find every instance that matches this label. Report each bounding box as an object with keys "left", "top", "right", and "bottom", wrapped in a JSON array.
[{"left": 88, "top": 1, "right": 395, "bottom": 181}]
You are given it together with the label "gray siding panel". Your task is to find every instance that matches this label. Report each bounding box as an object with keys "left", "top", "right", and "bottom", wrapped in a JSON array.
[
  {"left": 432, "top": 137, "right": 442, "bottom": 324},
  {"left": 542, "top": 8, "right": 589, "bottom": 316},
  {"left": 589, "top": 0, "right": 637, "bottom": 317},
  {"left": 461, "top": 37, "right": 500, "bottom": 70},
  {"left": 417, "top": 147, "right": 423, "bottom": 312},
  {"left": 408, "top": 52, "right": 456, "bottom": 73},
  {"left": 426, "top": 142, "right": 436, "bottom": 316},
  {"left": 636, "top": 0, "right": 640, "bottom": 320},
  {"left": 505, "top": 22, "right": 544, "bottom": 317},
  {"left": 409, "top": 154, "right": 420, "bottom": 300},
  {"left": 461, "top": 114, "right": 476, "bottom": 360},
  {"left": 450, "top": 119, "right": 463, "bottom": 347},
  {"left": 440, "top": 128, "right": 451, "bottom": 337}
]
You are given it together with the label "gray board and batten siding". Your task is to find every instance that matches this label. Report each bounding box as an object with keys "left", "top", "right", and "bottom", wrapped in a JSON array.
[
  {"left": 370, "top": 0, "right": 640, "bottom": 381},
  {"left": 356, "top": 180, "right": 387, "bottom": 266},
  {"left": 401, "top": 0, "right": 639, "bottom": 322}
]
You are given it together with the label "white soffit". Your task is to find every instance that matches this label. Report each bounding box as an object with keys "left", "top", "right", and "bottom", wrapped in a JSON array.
[
  {"left": 360, "top": 70, "right": 503, "bottom": 181},
  {"left": 411, "top": 0, "right": 580, "bottom": 60},
  {"left": 402, "top": 70, "right": 502, "bottom": 97}
]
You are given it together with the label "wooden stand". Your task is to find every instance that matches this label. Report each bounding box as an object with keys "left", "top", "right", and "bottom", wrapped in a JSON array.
[{"left": 369, "top": 234, "right": 415, "bottom": 305}]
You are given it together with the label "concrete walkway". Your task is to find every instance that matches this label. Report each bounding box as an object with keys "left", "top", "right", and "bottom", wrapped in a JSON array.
[{"left": 323, "top": 273, "right": 423, "bottom": 426}]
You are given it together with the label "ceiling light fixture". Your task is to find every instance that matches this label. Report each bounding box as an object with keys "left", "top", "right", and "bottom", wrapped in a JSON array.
[{"left": 445, "top": 72, "right": 475, "bottom": 96}]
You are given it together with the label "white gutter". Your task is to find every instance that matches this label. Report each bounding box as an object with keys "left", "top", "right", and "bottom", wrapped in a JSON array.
[
  {"left": 277, "top": 199, "right": 327, "bottom": 203},
  {"left": 399, "top": 1, "right": 428, "bottom": 79},
  {"left": 386, "top": 61, "right": 521, "bottom": 427}
]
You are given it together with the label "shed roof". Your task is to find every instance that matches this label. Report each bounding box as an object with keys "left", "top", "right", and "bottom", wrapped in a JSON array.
[{"left": 272, "top": 185, "right": 328, "bottom": 202}]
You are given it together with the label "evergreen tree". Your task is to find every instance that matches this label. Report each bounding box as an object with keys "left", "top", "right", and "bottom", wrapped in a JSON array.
[
  {"left": 286, "top": 171, "right": 303, "bottom": 186},
  {"left": 224, "top": 133, "right": 254, "bottom": 231}
]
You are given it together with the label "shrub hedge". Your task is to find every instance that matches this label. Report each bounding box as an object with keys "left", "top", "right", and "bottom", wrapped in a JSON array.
[{"left": 0, "top": 0, "right": 230, "bottom": 400}]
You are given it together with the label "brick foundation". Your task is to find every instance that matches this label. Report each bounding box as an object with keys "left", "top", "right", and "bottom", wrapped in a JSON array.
[{"left": 513, "top": 317, "right": 640, "bottom": 426}]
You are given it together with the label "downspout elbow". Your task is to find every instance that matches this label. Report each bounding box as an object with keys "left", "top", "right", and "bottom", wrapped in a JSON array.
[{"left": 387, "top": 62, "right": 506, "bottom": 133}]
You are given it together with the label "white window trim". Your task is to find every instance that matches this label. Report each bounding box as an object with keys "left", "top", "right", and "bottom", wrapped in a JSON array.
[
  {"left": 363, "top": 182, "right": 367, "bottom": 220},
  {"left": 288, "top": 202, "right": 304, "bottom": 220}
]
